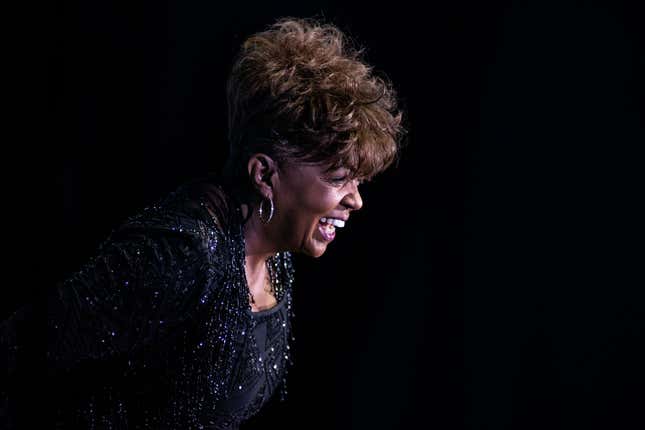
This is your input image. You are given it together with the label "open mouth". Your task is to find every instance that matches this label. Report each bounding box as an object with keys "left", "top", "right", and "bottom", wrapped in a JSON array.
[{"left": 317, "top": 217, "right": 346, "bottom": 242}]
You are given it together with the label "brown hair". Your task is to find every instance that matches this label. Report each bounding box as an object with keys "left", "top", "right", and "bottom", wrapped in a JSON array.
[{"left": 224, "top": 17, "right": 405, "bottom": 199}]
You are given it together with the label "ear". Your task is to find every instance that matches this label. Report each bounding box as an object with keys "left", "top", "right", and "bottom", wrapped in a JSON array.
[{"left": 247, "top": 153, "right": 278, "bottom": 199}]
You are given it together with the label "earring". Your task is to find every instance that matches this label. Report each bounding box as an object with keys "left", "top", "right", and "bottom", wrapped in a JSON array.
[{"left": 258, "top": 197, "right": 274, "bottom": 224}]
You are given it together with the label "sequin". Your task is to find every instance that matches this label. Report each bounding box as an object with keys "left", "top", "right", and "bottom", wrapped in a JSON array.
[{"left": 40, "top": 175, "right": 295, "bottom": 428}]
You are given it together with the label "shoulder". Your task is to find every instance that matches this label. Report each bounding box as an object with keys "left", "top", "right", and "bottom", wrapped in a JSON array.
[
  {"left": 58, "top": 180, "right": 234, "bottom": 301},
  {"left": 112, "top": 176, "right": 235, "bottom": 247}
]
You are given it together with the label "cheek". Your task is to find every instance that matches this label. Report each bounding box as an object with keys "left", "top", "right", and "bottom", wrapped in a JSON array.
[
  {"left": 286, "top": 195, "right": 335, "bottom": 241},
  {"left": 303, "top": 189, "right": 340, "bottom": 214},
  {"left": 288, "top": 195, "right": 327, "bottom": 219},
  {"left": 278, "top": 180, "right": 341, "bottom": 234},
  {"left": 277, "top": 196, "right": 320, "bottom": 237}
]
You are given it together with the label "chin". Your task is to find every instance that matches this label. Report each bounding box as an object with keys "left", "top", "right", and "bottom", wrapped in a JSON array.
[
  {"left": 302, "top": 248, "right": 326, "bottom": 258},
  {"left": 301, "top": 241, "right": 328, "bottom": 258}
]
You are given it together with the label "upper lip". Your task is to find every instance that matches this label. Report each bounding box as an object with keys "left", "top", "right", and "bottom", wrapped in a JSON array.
[{"left": 323, "top": 215, "right": 349, "bottom": 222}]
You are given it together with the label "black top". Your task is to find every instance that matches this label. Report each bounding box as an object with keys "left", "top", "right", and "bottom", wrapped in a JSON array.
[
  {"left": 208, "top": 296, "right": 289, "bottom": 429},
  {"left": 2, "top": 175, "right": 295, "bottom": 429}
]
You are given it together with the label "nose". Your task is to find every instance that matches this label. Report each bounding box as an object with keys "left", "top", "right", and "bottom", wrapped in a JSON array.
[{"left": 342, "top": 180, "right": 363, "bottom": 211}]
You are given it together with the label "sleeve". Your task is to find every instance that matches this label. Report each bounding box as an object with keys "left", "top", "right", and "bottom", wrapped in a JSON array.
[{"left": 47, "top": 222, "right": 212, "bottom": 371}]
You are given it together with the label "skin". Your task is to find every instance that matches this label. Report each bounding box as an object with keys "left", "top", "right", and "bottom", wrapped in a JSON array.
[{"left": 241, "top": 153, "right": 364, "bottom": 311}]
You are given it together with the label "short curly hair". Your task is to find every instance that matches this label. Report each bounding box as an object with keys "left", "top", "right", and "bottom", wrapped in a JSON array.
[{"left": 224, "top": 17, "right": 404, "bottom": 198}]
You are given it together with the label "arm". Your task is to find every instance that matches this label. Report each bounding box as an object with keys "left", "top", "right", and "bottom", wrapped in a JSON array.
[{"left": 47, "top": 223, "right": 212, "bottom": 371}]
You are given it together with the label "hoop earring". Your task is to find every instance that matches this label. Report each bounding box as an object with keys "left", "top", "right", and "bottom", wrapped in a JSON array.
[{"left": 258, "top": 197, "right": 274, "bottom": 224}]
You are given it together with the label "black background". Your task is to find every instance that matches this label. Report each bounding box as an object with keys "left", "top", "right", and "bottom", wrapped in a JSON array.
[{"left": 10, "top": 0, "right": 645, "bottom": 428}]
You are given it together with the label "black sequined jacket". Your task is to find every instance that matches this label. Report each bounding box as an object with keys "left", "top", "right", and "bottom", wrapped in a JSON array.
[{"left": 9, "top": 176, "right": 295, "bottom": 429}]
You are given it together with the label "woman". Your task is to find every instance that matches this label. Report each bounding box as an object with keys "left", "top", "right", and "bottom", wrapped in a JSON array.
[{"left": 6, "top": 17, "right": 404, "bottom": 429}]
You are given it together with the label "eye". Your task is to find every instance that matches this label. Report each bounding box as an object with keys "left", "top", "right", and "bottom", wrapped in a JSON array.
[
  {"left": 324, "top": 175, "right": 349, "bottom": 186},
  {"left": 328, "top": 175, "right": 366, "bottom": 186}
]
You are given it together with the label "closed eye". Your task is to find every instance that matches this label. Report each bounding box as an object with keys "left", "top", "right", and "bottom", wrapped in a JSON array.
[{"left": 325, "top": 176, "right": 349, "bottom": 185}]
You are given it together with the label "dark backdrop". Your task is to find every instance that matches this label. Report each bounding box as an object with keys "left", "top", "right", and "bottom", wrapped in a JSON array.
[{"left": 11, "top": 0, "right": 645, "bottom": 428}]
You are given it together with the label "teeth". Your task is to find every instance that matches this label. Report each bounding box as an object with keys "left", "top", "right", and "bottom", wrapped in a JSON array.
[
  {"left": 331, "top": 219, "right": 345, "bottom": 228},
  {"left": 319, "top": 217, "right": 345, "bottom": 228}
]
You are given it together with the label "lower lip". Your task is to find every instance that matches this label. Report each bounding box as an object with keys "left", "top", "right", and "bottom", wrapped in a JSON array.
[{"left": 317, "top": 224, "right": 335, "bottom": 242}]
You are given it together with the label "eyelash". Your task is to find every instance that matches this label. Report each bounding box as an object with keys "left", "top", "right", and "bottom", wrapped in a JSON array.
[{"left": 329, "top": 176, "right": 364, "bottom": 186}]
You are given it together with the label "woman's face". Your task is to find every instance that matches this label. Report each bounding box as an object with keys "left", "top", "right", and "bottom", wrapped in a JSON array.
[{"left": 269, "top": 162, "right": 364, "bottom": 258}]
